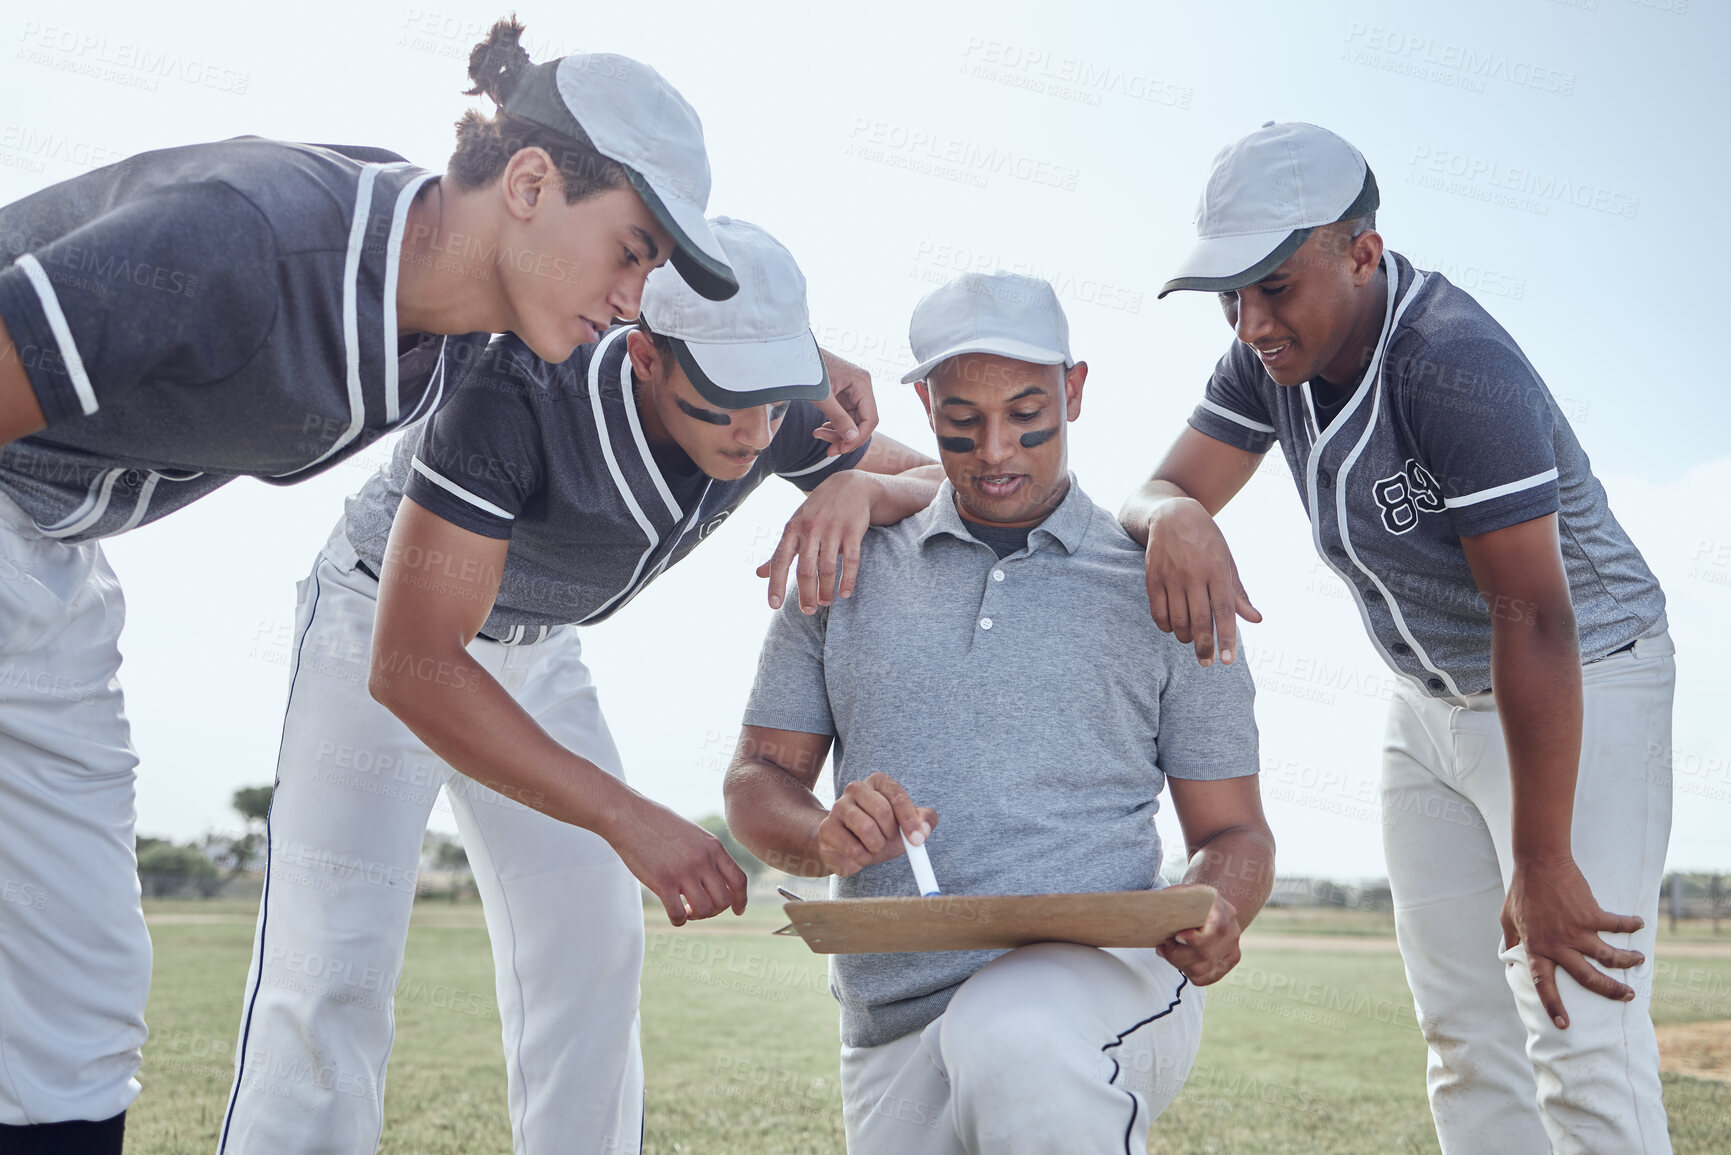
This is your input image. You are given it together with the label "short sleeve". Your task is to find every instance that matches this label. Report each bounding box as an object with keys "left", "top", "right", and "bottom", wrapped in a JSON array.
[
  {"left": 765, "top": 398, "right": 873, "bottom": 493},
  {"left": 0, "top": 182, "right": 278, "bottom": 426},
  {"left": 1186, "top": 345, "right": 1278, "bottom": 455},
  {"left": 740, "top": 598, "right": 835, "bottom": 737},
  {"left": 1404, "top": 336, "right": 1559, "bottom": 537},
  {"left": 1152, "top": 639, "right": 1259, "bottom": 781},
  {"left": 401, "top": 339, "right": 544, "bottom": 539}
]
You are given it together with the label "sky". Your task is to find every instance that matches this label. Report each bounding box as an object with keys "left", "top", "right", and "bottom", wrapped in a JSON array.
[{"left": 1, "top": 0, "right": 1725, "bottom": 879}]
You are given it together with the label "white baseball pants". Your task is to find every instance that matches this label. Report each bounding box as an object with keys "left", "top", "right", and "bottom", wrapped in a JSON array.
[
  {"left": 0, "top": 493, "right": 150, "bottom": 1128},
  {"left": 219, "top": 535, "right": 644, "bottom": 1155},
  {"left": 1382, "top": 632, "right": 1674, "bottom": 1155},
  {"left": 840, "top": 943, "right": 1204, "bottom": 1155}
]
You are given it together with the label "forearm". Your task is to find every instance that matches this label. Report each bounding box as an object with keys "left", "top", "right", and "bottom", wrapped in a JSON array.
[
  {"left": 0, "top": 315, "right": 47, "bottom": 447},
  {"left": 1118, "top": 478, "right": 1199, "bottom": 545},
  {"left": 1493, "top": 609, "right": 1584, "bottom": 863},
  {"left": 370, "top": 643, "right": 634, "bottom": 837},
  {"left": 1181, "top": 825, "right": 1276, "bottom": 928},
  {"left": 724, "top": 746, "right": 831, "bottom": 877},
  {"left": 866, "top": 466, "right": 944, "bottom": 524},
  {"left": 818, "top": 346, "right": 860, "bottom": 378}
]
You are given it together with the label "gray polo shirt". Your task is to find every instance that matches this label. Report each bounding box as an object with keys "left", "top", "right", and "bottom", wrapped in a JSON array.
[
  {"left": 1189, "top": 251, "right": 1665, "bottom": 699},
  {"left": 741, "top": 478, "right": 1259, "bottom": 1048}
]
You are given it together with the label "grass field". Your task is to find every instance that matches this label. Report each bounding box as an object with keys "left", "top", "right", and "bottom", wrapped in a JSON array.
[{"left": 131, "top": 899, "right": 1731, "bottom": 1153}]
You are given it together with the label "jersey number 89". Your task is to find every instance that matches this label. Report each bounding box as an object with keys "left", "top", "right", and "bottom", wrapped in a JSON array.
[{"left": 1371, "top": 459, "right": 1445, "bottom": 535}]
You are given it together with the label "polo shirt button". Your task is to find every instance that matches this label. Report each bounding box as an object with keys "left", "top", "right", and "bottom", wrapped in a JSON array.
[
  {"left": 992, "top": 570, "right": 1005, "bottom": 582},
  {"left": 1426, "top": 677, "right": 1445, "bottom": 692},
  {"left": 1327, "top": 545, "right": 1347, "bottom": 561},
  {"left": 980, "top": 617, "right": 994, "bottom": 630},
  {"left": 1317, "top": 469, "right": 1332, "bottom": 488},
  {"left": 1392, "top": 642, "right": 1412, "bottom": 656}
]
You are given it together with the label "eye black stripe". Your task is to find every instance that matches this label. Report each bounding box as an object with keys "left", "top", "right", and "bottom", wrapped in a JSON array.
[{"left": 675, "top": 397, "right": 730, "bottom": 426}]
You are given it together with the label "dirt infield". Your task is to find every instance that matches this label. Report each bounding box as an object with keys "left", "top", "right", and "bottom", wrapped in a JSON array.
[{"left": 1658, "top": 1021, "right": 1731, "bottom": 1083}]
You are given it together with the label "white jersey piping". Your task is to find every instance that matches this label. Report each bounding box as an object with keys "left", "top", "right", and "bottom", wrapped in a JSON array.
[
  {"left": 381, "top": 169, "right": 437, "bottom": 424},
  {"left": 618, "top": 349, "right": 683, "bottom": 522},
  {"left": 410, "top": 456, "right": 515, "bottom": 520},
  {"left": 1445, "top": 468, "right": 1559, "bottom": 509},
  {"left": 578, "top": 328, "right": 661, "bottom": 624},
  {"left": 1199, "top": 396, "right": 1276, "bottom": 435},
  {"left": 283, "top": 163, "right": 380, "bottom": 476},
  {"left": 396, "top": 337, "right": 449, "bottom": 428},
  {"left": 14, "top": 254, "right": 98, "bottom": 416},
  {"left": 114, "top": 472, "right": 164, "bottom": 535},
  {"left": 779, "top": 452, "right": 847, "bottom": 479},
  {"left": 1315, "top": 259, "right": 1464, "bottom": 699},
  {"left": 37, "top": 468, "right": 121, "bottom": 538}
]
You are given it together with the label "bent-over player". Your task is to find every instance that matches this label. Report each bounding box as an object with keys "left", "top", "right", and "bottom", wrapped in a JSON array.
[
  {"left": 726, "top": 272, "right": 1275, "bottom": 1155},
  {"left": 220, "top": 218, "right": 933, "bottom": 1154},
  {"left": 0, "top": 18, "right": 779, "bottom": 1149},
  {"left": 1121, "top": 122, "right": 1672, "bottom": 1153}
]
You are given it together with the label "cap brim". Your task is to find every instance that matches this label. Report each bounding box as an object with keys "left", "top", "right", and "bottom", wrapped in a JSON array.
[
  {"left": 625, "top": 169, "right": 738, "bottom": 301},
  {"left": 1160, "top": 165, "right": 1380, "bottom": 299},
  {"left": 671, "top": 332, "right": 831, "bottom": 408},
  {"left": 900, "top": 339, "right": 1071, "bottom": 384},
  {"left": 1157, "top": 226, "right": 1312, "bottom": 299}
]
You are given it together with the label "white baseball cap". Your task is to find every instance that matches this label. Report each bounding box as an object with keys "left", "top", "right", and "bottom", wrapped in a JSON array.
[
  {"left": 639, "top": 217, "right": 829, "bottom": 408},
  {"left": 1159, "top": 122, "right": 1379, "bottom": 299},
  {"left": 505, "top": 53, "right": 738, "bottom": 300},
  {"left": 900, "top": 271, "right": 1074, "bottom": 384}
]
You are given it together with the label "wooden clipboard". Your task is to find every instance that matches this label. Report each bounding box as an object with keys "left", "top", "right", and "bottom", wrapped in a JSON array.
[{"left": 775, "top": 886, "right": 1216, "bottom": 955}]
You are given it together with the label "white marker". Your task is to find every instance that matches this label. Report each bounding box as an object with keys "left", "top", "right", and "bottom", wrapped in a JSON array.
[{"left": 901, "top": 831, "right": 941, "bottom": 897}]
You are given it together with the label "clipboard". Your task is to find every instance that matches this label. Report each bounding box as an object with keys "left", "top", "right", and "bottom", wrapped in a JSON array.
[{"left": 773, "top": 885, "right": 1217, "bottom": 954}]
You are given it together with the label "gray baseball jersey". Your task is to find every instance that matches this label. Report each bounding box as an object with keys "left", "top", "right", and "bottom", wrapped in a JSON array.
[
  {"left": 1188, "top": 251, "right": 1665, "bottom": 699},
  {"left": 0, "top": 137, "right": 487, "bottom": 542},
  {"left": 341, "top": 325, "right": 870, "bottom": 639}
]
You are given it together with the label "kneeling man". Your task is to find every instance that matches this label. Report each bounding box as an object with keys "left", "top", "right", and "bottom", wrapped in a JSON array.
[{"left": 725, "top": 271, "right": 1275, "bottom": 1154}]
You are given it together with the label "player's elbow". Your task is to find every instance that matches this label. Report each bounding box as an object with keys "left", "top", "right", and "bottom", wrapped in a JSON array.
[
  {"left": 365, "top": 629, "right": 420, "bottom": 718},
  {"left": 1488, "top": 588, "right": 1576, "bottom": 652},
  {"left": 720, "top": 776, "right": 751, "bottom": 849},
  {"left": 720, "top": 759, "right": 748, "bottom": 816},
  {"left": 721, "top": 776, "right": 781, "bottom": 872},
  {"left": 367, "top": 660, "right": 401, "bottom": 713},
  {"left": 721, "top": 758, "right": 773, "bottom": 846}
]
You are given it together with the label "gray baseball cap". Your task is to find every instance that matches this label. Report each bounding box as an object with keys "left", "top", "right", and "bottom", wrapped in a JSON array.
[
  {"left": 504, "top": 53, "right": 738, "bottom": 301},
  {"left": 901, "top": 271, "right": 1074, "bottom": 384},
  {"left": 1160, "top": 122, "right": 1379, "bottom": 299},
  {"left": 640, "top": 217, "right": 829, "bottom": 408}
]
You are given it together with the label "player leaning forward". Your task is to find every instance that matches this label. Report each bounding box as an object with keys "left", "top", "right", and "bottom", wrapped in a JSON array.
[
  {"left": 726, "top": 271, "right": 1276, "bottom": 1155},
  {"left": 220, "top": 217, "right": 938, "bottom": 1155},
  {"left": 1122, "top": 123, "right": 1672, "bottom": 1153},
  {"left": 0, "top": 15, "right": 773, "bottom": 1149}
]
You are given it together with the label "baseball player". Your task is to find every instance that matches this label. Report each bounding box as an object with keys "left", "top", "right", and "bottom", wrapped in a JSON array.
[
  {"left": 1119, "top": 123, "right": 1672, "bottom": 1152},
  {"left": 724, "top": 271, "right": 1276, "bottom": 1155},
  {"left": 0, "top": 18, "right": 780, "bottom": 1149},
  {"left": 219, "top": 217, "right": 937, "bottom": 1155}
]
